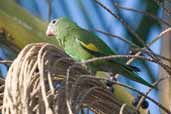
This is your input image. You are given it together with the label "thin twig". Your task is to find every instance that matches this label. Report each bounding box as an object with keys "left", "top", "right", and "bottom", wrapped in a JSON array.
[
  {"left": 113, "top": 3, "right": 171, "bottom": 27},
  {"left": 153, "top": 0, "right": 171, "bottom": 16},
  {"left": 66, "top": 64, "right": 78, "bottom": 114},
  {"left": 115, "top": 27, "right": 171, "bottom": 78},
  {"left": 96, "top": 28, "right": 171, "bottom": 63},
  {"left": 119, "top": 104, "right": 127, "bottom": 114},
  {"left": 134, "top": 48, "right": 171, "bottom": 63},
  {"left": 80, "top": 54, "right": 171, "bottom": 75},
  {"left": 148, "top": 27, "right": 171, "bottom": 46},
  {"left": 95, "top": 29, "right": 139, "bottom": 48},
  {"left": 95, "top": 27, "right": 171, "bottom": 113},
  {"left": 0, "top": 60, "right": 13, "bottom": 64},
  {"left": 95, "top": 29, "right": 171, "bottom": 63},
  {"left": 79, "top": 75, "right": 171, "bottom": 114},
  {"left": 136, "top": 77, "right": 171, "bottom": 110},
  {"left": 95, "top": 0, "right": 154, "bottom": 54},
  {"left": 111, "top": 80, "right": 171, "bottom": 114},
  {"left": 76, "top": 86, "right": 99, "bottom": 113},
  {"left": 80, "top": 55, "right": 156, "bottom": 65},
  {"left": 129, "top": 28, "right": 171, "bottom": 62}
]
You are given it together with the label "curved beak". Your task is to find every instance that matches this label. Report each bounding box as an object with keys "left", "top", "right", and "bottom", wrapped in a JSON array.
[{"left": 46, "top": 25, "right": 56, "bottom": 36}]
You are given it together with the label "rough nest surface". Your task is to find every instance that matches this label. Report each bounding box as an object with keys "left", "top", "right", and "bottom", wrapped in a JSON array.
[{"left": 1, "top": 43, "right": 138, "bottom": 114}]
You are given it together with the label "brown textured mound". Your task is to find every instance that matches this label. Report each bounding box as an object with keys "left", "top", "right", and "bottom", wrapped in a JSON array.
[{"left": 2, "top": 43, "right": 138, "bottom": 114}]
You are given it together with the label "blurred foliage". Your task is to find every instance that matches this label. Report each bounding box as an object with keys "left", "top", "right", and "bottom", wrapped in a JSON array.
[
  {"left": 0, "top": 0, "right": 60, "bottom": 51},
  {"left": 132, "top": 1, "right": 160, "bottom": 46}
]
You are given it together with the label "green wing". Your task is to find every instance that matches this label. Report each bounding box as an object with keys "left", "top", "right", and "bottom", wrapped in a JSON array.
[
  {"left": 75, "top": 29, "right": 155, "bottom": 88},
  {"left": 64, "top": 28, "right": 115, "bottom": 61},
  {"left": 75, "top": 29, "right": 115, "bottom": 56}
]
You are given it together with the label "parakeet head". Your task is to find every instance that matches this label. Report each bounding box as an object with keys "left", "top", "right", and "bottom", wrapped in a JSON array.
[{"left": 46, "top": 17, "right": 78, "bottom": 46}]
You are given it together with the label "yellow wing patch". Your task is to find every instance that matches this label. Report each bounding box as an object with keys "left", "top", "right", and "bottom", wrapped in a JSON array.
[{"left": 79, "top": 40, "right": 99, "bottom": 52}]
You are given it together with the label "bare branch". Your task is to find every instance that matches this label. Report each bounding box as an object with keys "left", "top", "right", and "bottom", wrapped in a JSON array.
[
  {"left": 79, "top": 75, "right": 171, "bottom": 114},
  {"left": 80, "top": 55, "right": 155, "bottom": 64},
  {"left": 153, "top": 0, "right": 171, "bottom": 16},
  {"left": 95, "top": 0, "right": 155, "bottom": 55},
  {"left": 113, "top": 3, "right": 171, "bottom": 27},
  {"left": 136, "top": 77, "right": 171, "bottom": 110},
  {"left": 95, "top": 29, "right": 139, "bottom": 48},
  {"left": 119, "top": 104, "right": 127, "bottom": 114},
  {"left": 0, "top": 60, "right": 13, "bottom": 65}
]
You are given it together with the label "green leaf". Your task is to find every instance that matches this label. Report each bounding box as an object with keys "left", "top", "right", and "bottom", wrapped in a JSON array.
[{"left": 0, "top": 0, "right": 59, "bottom": 50}]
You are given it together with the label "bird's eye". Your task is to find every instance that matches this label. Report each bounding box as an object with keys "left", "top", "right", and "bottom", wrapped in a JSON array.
[{"left": 52, "top": 20, "right": 57, "bottom": 24}]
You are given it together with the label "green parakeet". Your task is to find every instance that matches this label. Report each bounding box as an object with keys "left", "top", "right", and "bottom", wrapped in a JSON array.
[{"left": 46, "top": 17, "right": 154, "bottom": 88}]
